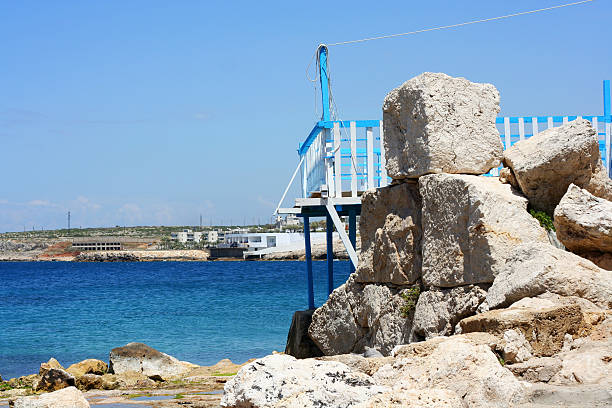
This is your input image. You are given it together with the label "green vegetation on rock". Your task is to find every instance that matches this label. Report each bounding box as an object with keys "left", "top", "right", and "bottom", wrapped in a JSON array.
[
  {"left": 529, "top": 209, "right": 555, "bottom": 231},
  {"left": 400, "top": 286, "right": 421, "bottom": 318}
]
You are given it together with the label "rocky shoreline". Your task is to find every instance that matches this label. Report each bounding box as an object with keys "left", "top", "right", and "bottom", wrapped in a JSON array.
[
  {"left": 0, "top": 343, "right": 252, "bottom": 408},
  {"left": 219, "top": 73, "right": 612, "bottom": 407}
]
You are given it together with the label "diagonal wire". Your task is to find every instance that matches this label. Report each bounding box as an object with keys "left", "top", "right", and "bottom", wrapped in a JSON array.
[{"left": 327, "top": 0, "right": 595, "bottom": 47}]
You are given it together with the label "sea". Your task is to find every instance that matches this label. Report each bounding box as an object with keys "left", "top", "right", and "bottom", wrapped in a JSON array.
[{"left": 0, "top": 261, "right": 351, "bottom": 379}]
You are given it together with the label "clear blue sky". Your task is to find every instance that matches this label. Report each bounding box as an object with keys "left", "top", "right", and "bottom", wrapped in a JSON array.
[{"left": 1, "top": 0, "right": 610, "bottom": 232}]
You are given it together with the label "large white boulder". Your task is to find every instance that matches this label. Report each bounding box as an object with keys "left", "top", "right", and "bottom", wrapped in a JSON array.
[
  {"left": 503, "top": 118, "right": 612, "bottom": 213},
  {"left": 380, "top": 335, "right": 523, "bottom": 408},
  {"left": 554, "top": 184, "right": 612, "bottom": 254},
  {"left": 109, "top": 342, "right": 197, "bottom": 380},
  {"left": 486, "top": 243, "right": 612, "bottom": 309},
  {"left": 308, "top": 276, "right": 414, "bottom": 356},
  {"left": 411, "top": 284, "right": 487, "bottom": 340},
  {"left": 383, "top": 72, "right": 503, "bottom": 179},
  {"left": 354, "top": 182, "right": 422, "bottom": 285},
  {"left": 12, "top": 386, "right": 90, "bottom": 408},
  {"left": 220, "top": 354, "right": 388, "bottom": 408},
  {"left": 419, "top": 174, "right": 548, "bottom": 287}
]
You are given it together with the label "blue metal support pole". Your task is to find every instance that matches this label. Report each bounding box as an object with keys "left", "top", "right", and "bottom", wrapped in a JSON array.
[
  {"left": 304, "top": 216, "right": 315, "bottom": 309},
  {"left": 348, "top": 209, "right": 357, "bottom": 274},
  {"left": 605, "top": 80, "right": 611, "bottom": 176},
  {"left": 326, "top": 213, "right": 334, "bottom": 295},
  {"left": 318, "top": 45, "right": 331, "bottom": 122}
]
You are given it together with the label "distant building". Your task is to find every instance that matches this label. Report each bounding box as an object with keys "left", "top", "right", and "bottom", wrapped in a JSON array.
[
  {"left": 224, "top": 231, "right": 334, "bottom": 253},
  {"left": 205, "top": 230, "right": 219, "bottom": 243},
  {"left": 71, "top": 237, "right": 158, "bottom": 251},
  {"left": 171, "top": 229, "right": 203, "bottom": 243},
  {"left": 275, "top": 215, "right": 301, "bottom": 229}
]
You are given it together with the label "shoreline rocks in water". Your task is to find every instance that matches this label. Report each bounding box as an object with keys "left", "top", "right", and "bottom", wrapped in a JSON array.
[
  {"left": 1, "top": 343, "right": 250, "bottom": 408},
  {"left": 223, "top": 72, "right": 612, "bottom": 407}
]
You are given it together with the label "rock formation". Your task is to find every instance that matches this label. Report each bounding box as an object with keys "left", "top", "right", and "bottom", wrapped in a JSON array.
[
  {"left": 419, "top": 173, "right": 547, "bottom": 287},
  {"left": 383, "top": 72, "right": 503, "bottom": 178},
  {"left": 109, "top": 342, "right": 197, "bottom": 380},
  {"left": 503, "top": 118, "right": 612, "bottom": 213},
  {"left": 11, "top": 386, "right": 90, "bottom": 408},
  {"left": 486, "top": 243, "right": 612, "bottom": 309},
  {"left": 554, "top": 184, "right": 612, "bottom": 269},
  {"left": 308, "top": 275, "right": 414, "bottom": 355}
]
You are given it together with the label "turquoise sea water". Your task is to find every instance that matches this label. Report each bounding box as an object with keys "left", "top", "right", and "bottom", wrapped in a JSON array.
[{"left": 0, "top": 261, "right": 351, "bottom": 379}]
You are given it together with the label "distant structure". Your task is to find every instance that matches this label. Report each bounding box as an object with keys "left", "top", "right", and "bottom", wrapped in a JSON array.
[
  {"left": 71, "top": 237, "right": 158, "bottom": 251},
  {"left": 170, "top": 229, "right": 221, "bottom": 244},
  {"left": 275, "top": 214, "right": 301, "bottom": 229},
  {"left": 171, "top": 229, "right": 204, "bottom": 243}
]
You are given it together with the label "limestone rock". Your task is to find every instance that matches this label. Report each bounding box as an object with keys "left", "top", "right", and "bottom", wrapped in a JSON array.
[
  {"left": 317, "top": 354, "right": 394, "bottom": 376},
  {"left": 220, "top": 354, "right": 388, "bottom": 408},
  {"left": 354, "top": 182, "right": 422, "bottom": 285},
  {"left": 39, "top": 358, "right": 63, "bottom": 376},
  {"left": 308, "top": 276, "right": 414, "bottom": 356},
  {"left": 459, "top": 297, "right": 605, "bottom": 357},
  {"left": 8, "top": 375, "right": 39, "bottom": 389},
  {"left": 499, "top": 167, "right": 519, "bottom": 189},
  {"left": 11, "top": 386, "right": 89, "bottom": 408},
  {"left": 109, "top": 342, "right": 196, "bottom": 380},
  {"left": 106, "top": 371, "right": 155, "bottom": 388},
  {"left": 284, "top": 309, "right": 323, "bottom": 359},
  {"left": 554, "top": 184, "right": 612, "bottom": 253},
  {"left": 503, "top": 118, "right": 612, "bottom": 213},
  {"left": 419, "top": 174, "right": 547, "bottom": 287},
  {"left": 506, "top": 356, "right": 562, "bottom": 383},
  {"left": 550, "top": 337, "right": 612, "bottom": 385},
  {"left": 383, "top": 72, "right": 502, "bottom": 179},
  {"left": 34, "top": 368, "right": 75, "bottom": 392},
  {"left": 577, "top": 250, "right": 612, "bottom": 271},
  {"left": 377, "top": 335, "right": 523, "bottom": 408},
  {"left": 66, "top": 359, "right": 108, "bottom": 377},
  {"left": 502, "top": 329, "right": 533, "bottom": 364},
  {"left": 486, "top": 243, "right": 612, "bottom": 309},
  {"left": 412, "top": 284, "right": 487, "bottom": 340},
  {"left": 365, "top": 388, "right": 464, "bottom": 407}
]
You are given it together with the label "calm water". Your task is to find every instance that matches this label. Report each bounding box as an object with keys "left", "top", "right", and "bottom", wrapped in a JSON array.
[{"left": 0, "top": 261, "right": 350, "bottom": 379}]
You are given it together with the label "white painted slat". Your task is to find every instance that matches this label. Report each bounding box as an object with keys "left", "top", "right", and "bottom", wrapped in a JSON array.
[
  {"left": 302, "top": 152, "right": 308, "bottom": 198},
  {"left": 350, "top": 122, "right": 357, "bottom": 197},
  {"left": 577, "top": 115, "right": 582, "bottom": 120},
  {"left": 379, "top": 121, "right": 388, "bottom": 187},
  {"left": 325, "top": 128, "right": 334, "bottom": 196},
  {"left": 592, "top": 117, "right": 599, "bottom": 135},
  {"left": 532, "top": 117, "right": 538, "bottom": 136},
  {"left": 563, "top": 116, "right": 569, "bottom": 125},
  {"left": 518, "top": 117, "right": 525, "bottom": 141},
  {"left": 504, "top": 117, "right": 511, "bottom": 149},
  {"left": 366, "top": 127, "right": 374, "bottom": 190},
  {"left": 548, "top": 117, "right": 553, "bottom": 129},
  {"left": 333, "top": 122, "right": 342, "bottom": 198}
]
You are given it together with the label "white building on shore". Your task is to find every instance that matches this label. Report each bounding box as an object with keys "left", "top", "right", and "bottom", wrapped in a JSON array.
[{"left": 224, "top": 231, "right": 337, "bottom": 256}]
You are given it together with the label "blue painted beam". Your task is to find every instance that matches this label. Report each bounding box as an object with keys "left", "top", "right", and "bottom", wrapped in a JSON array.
[
  {"left": 605, "top": 80, "right": 611, "bottom": 118},
  {"left": 326, "top": 214, "right": 334, "bottom": 296},
  {"left": 303, "top": 217, "right": 314, "bottom": 310},
  {"left": 319, "top": 46, "right": 331, "bottom": 122}
]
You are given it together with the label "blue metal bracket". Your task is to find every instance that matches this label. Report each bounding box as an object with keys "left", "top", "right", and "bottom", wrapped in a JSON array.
[{"left": 318, "top": 45, "right": 331, "bottom": 122}]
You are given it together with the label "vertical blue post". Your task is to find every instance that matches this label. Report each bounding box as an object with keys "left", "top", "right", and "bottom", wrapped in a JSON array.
[
  {"left": 318, "top": 45, "right": 331, "bottom": 122},
  {"left": 326, "top": 213, "right": 334, "bottom": 295},
  {"left": 605, "top": 80, "right": 611, "bottom": 176},
  {"left": 303, "top": 216, "right": 314, "bottom": 310},
  {"left": 348, "top": 209, "right": 357, "bottom": 274}
]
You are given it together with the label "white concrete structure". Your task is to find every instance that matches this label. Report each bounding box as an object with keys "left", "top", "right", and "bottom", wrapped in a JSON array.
[
  {"left": 171, "top": 229, "right": 204, "bottom": 243},
  {"left": 225, "top": 231, "right": 337, "bottom": 256}
]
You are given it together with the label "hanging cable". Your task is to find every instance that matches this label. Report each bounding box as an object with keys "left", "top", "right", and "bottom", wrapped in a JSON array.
[{"left": 327, "top": 0, "right": 595, "bottom": 47}]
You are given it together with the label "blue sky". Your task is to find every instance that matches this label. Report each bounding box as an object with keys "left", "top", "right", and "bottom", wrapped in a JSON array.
[{"left": 1, "top": 0, "right": 610, "bottom": 232}]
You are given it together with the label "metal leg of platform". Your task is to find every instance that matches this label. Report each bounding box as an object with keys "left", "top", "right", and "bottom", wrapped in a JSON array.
[
  {"left": 348, "top": 208, "right": 357, "bottom": 274},
  {"left": 326, "top": 213, "right": 334, "bottom": 295},
  {"left": 303, "top": 216, "right": 314, "bottom": 310}
]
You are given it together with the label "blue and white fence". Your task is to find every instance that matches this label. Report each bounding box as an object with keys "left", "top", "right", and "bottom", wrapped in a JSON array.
[
  {"left": 298, "top": 80, "right": 612, "bottom": 198},
  {"left": 299, "top": 120, "right": 388, "bottom": 198}
]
